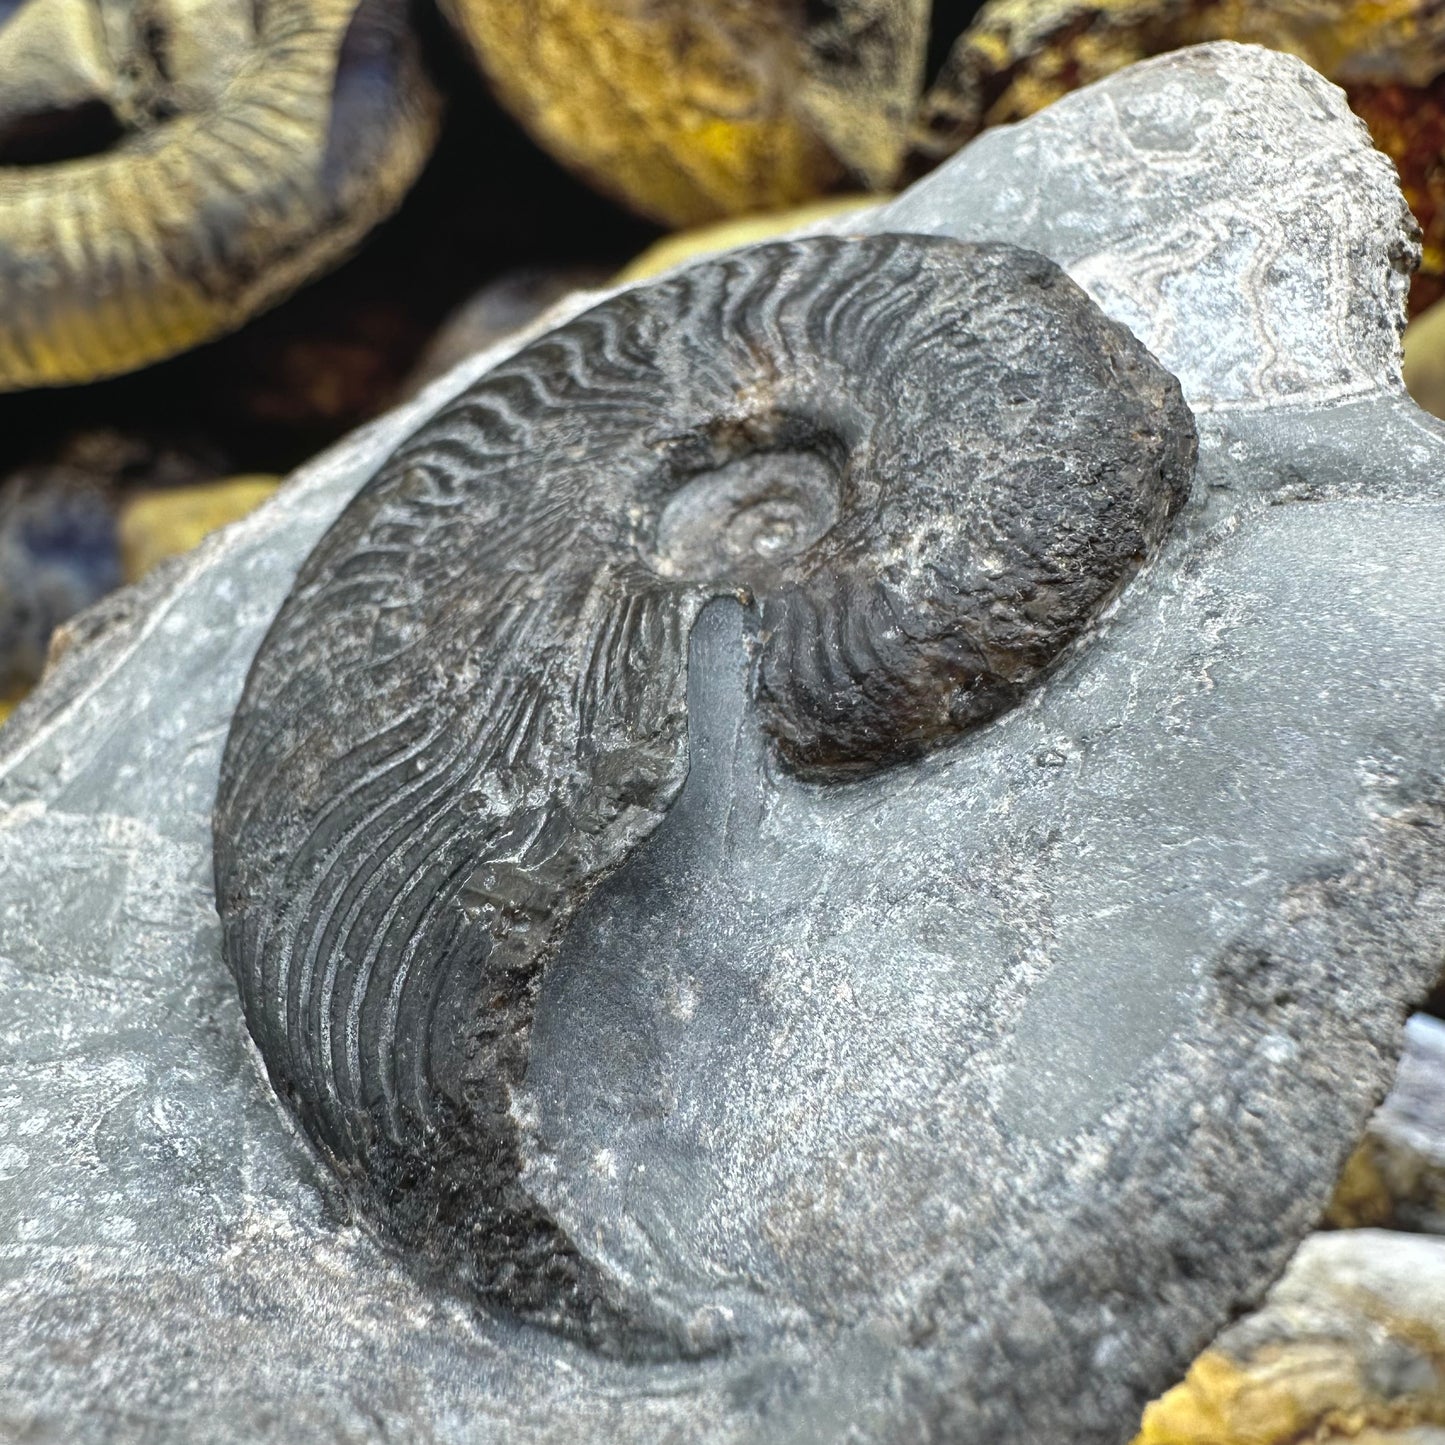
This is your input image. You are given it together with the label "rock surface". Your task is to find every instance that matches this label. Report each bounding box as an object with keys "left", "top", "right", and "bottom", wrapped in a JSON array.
[
  {"left": 1330, "top": 1015, "right": 1445, "bottom": 1233},
  {"left": 215, "top": 233, "right": 1196, "bottom": 1359},
  {"left": 0, "top": 42, "right": 1441, "bottom": 1445},
  {"left": 1137, "top": 1230, "right": 1445, "bottom": 1444}
]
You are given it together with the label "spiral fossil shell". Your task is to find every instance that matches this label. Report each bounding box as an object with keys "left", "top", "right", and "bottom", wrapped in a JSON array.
[
  {"left": 214, "top": 234, "right": 1196, "bottom": 1355},
  {"left": 438, "top": 0, "right": 931, "bottom": 225},
  {"left": 0, "top": 0, "right": 440, "bottom": 390}
]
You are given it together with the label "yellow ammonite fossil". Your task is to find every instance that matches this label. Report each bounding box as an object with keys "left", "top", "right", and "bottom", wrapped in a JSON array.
[
  {"left": 438, "top": 0, "right": 931, "bottom": 226},
  {"left": 0, "top": 0, "right": 441, "bottom": 391}
]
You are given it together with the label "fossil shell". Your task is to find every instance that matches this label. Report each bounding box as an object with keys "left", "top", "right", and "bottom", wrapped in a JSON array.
[
  {"left": 438, "top": 0, "right": 930, "bottom": 225},
  {"left": 214, "top": 232, "right": 1195, "bottom": 1354},
  {"left": 0, "top": 0, "right": 441, "bottom": 390}
]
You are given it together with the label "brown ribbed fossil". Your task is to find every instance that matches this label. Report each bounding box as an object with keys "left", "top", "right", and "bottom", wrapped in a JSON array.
[
  {"left": 0, "top": 0, "right": 440, "bottom": 390},
  {"left": 213, "top": 234, "right": 1196, "bottom": 1356}
]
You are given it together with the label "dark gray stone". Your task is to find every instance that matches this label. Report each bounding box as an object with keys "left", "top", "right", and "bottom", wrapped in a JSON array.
[
  {"left": 1, "top": 41, "right": 1440, "bottom": 1445},
  {"left": 402, "top": 266, "right": 610, "bottom": 393}
]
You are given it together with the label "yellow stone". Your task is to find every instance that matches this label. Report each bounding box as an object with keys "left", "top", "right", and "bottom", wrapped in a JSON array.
[
  {"left": 1134, "top": 1231, "right": 1445, "bottom": 1443},
  {"left": 1323, "top": 1137, "right": 1398, "bottom": 1229},
  {"left": 1405, "top": 298, "right": 1445, "bottom": 420},
  {"left": 118, "top": 476, "right": 282, "bottom": 583},
  {"left": 440, "top": 0, "right": 842, "bottom": 227},
  {"left": 0, "top": 691, "right": 20, "bottom": 731},
  {"left": 615, "top": 195, "right": 885, "bottom": 283}
]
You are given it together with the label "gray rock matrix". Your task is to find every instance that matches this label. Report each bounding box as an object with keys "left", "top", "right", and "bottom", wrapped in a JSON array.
[{"left": 0, "top": 41, "right": 1440, "bottom": 1445}]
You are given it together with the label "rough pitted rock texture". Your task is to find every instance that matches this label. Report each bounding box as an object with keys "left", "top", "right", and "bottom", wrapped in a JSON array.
[
  {"left": 1, "top": 42, "right": 1443, "bottom": 1445},
  {"left": 1137, "top": 1230, "right": 1445, "bottom": 1443}
]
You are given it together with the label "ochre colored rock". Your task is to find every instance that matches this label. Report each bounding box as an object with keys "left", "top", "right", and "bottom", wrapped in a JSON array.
[
  {"left": 1136, "top": 1231, "right": 1445, "bottom": 1443},
  {"left": 440, "top": 1, "right": 928, "bottom": 225},
  {"left": 119, "top": 478, "right": 281, "bottom": 583},
  {"left": 441, "top": 0, "right": 841, "bottom": 225},
  {"left": 1406, "top": 299, "right": 1445, "bottom": 419},
  {"left": 615, "top": 195, "right": 882, "bottom": 282}
]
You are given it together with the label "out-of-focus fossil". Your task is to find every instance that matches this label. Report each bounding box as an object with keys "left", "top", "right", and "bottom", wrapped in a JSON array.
[
  {"left": 441, "top": 0, "right": 1445, "bottom": 309},
  {"left": 437, "top": 0, "right": 933, "bottom": 225},
  {"left": 915, "top": 0, "right": 1445, "bottom": 311},
  {"left": 0, "top": 0, "right": 441, "bottom": 391}
]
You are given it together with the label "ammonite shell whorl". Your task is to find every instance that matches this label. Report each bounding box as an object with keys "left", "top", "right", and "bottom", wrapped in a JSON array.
[
  {"left": 438, "top": 0, "right": 931, "bottom": 225},
  {"left": 214, "top": 234, "right": 1197, "bottom": 1356},
  {"left": 0, "top": 0, "right": 440, "bottom": 390}
]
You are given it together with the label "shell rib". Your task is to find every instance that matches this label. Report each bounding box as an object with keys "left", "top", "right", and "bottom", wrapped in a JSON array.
[
  {"left": 214, "top": 234, "right": 1197, "bottom": 1356},
  {"left": 0, "top": 0, "right": 439, "bottom": 390}
]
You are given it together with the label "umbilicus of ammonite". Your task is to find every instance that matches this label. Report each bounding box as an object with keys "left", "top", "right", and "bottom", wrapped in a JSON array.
[
  {"left": 214, "top": 233, "right": 1196, "bottom": 1354},
  {"left": 0, "top": 0, "right": 439, "bottom": 390}
]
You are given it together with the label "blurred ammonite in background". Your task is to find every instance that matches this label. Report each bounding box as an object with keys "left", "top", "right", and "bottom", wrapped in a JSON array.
[
  {"left": 437, "top": 0, "right": 936, "bottom": 225},
  {"left": 440, "top": 0, "right": 1445, "bottom": 312},
  {"left": 0, "top": 0, "right": 441, "bottom": 390}
]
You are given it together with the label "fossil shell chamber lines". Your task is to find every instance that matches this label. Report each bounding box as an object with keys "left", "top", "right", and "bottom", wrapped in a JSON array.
[{"left": 214, "top": 234, "right": 1197, "bottom": 1357}]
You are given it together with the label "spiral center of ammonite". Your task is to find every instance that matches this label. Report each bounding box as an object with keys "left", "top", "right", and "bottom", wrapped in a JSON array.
[
  {"left": 650, "top": 447, "right": 842, "bottom": 582},
  {"left": 0, "top": 0, "right": 256, "bottom": 164}
]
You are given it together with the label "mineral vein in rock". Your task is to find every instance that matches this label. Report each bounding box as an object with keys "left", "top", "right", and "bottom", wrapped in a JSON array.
[{"left": 214, "top": 233, "right": 1195, "bottom": 1353}]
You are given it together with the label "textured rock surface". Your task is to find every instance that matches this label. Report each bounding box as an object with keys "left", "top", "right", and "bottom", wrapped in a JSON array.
[
  {"left": 911, "top": 0, "right": 1445, "bottom": 313},
  {"left": 0, "top": 42, "right": 1441, "bottom": 1445},
  {"left": 1329, "top": 1015, "right": 1445, "bottom": 1232},
  {"left": 1137, "top": 1230, "right": 1445, "bottom": 1444}
]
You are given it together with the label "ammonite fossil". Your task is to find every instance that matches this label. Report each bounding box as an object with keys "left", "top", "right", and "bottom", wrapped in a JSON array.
[
  {"left": 0, "top": 0, "right": 440, "bottom": 390},
  {"left": 438, "top": 0, "right": 933, "bottom": 225},
  {"left": 214, "top": 232, "right": 1195, "bottom": 1354}
]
